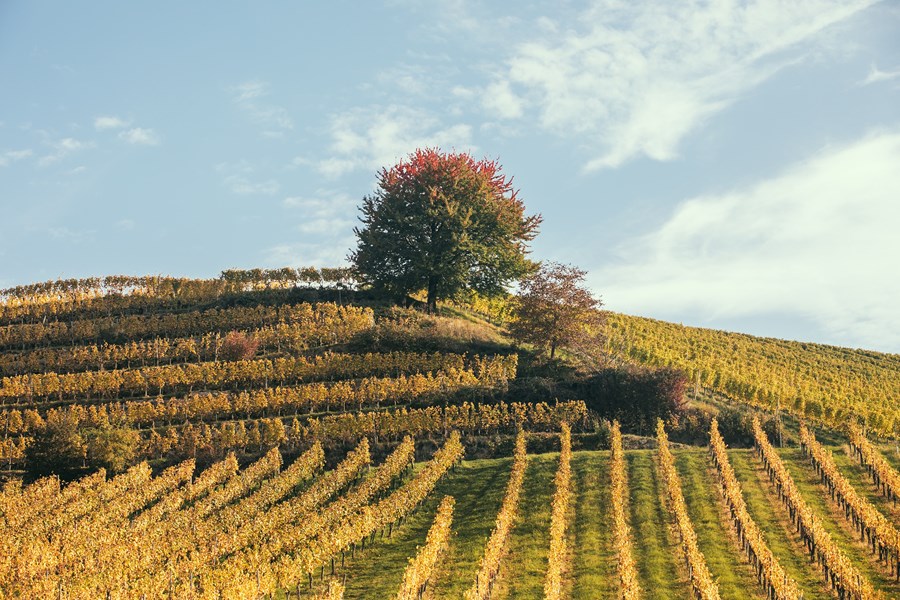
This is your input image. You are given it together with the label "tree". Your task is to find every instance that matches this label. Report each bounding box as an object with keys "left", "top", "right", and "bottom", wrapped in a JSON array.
[
  {"left": 85, "top": 425, "right": 140, "bottom": 473},
  {"left": 350, "top": 148, "right": 541, "bottom": 312},
  {"left": 509, "top": 262, "right": 604, "bottom": 359},
  {"left": 26, "top": 411, "right": 86, "bottom": 475}
]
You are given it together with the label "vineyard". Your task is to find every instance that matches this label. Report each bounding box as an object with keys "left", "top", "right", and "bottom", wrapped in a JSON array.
[
  {"left": 6, "top": 420, "right": 900, "bottom": 598},
  {"left": 2, "top": 273, "right": 900, "bottom": 599},
  {"left": 606, "top": 313, "right": 900, "bottom": 438}
]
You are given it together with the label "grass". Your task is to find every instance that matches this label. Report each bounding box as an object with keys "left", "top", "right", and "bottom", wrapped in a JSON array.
[
  {"left": 830, "top": 445, "right": 900, "bottom": 523},
  {"left": 726, "top": 449, "right": 832, "bottom": 598},
  {"left": 570, "top": 451, "right": 617, "bottom": 599},
  {"left": 428, "top": 457, "right": 512, "bottom": 596},
  {"left": 627, "top": 451, "right": 690, "bottom": 599},
  {"left": 674, "top": 449, "right": 765, "bottom": 599},
  {"left": 779, "top": 447, "right": 900, "bottom": 598},
  {"left": 293, "top": 447, "right": 900, "bottom": 599},
  {"left": 313, "top": 457, "right": 509, "bottom": 599},
  {"left": 877, "top": 441, "right": 900, "bottom": 471},
  {"left": 501, "top": 452, "right": 558, "bottom": 598}
]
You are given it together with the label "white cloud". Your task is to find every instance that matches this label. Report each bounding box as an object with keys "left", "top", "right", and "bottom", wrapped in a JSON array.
[
  {"left": 217, "top": 160, "right": 280, "bottom": 195},
  {"left": 374, "top": 65, "right": 431, "bottom": 97},
  {"left": 224, "top": 176, "right": 280, "bottom": 195},
  {"left": 38, "top": 138, "right": 93, "bottom": 166},
  {"left": 264, "top": 241, "right": 353, "bottom": 269},
  {"left": 231, "top": 81, "right": 268, "bottom": 102},
  {"left": 230, "top": 80, "right": 294, "bottom": 136},
  {"left": 0, "top": 149, "right": 32, "bottom": 167},
  {"left": 282, "top": 191, "right": 358, "bottom": 235},
  {"left": 485, "top": 0, "right": 875, "bottom": 170},
  {"left": 47, "top": 226, "right": 96, "bottom": 243},
  {"left": 94, "top": 116, "right": 129, "bottom": 130},
  {"left": 482, "top": 80, "right": 524, "bottom": 119},
  {"left": 861, "top": 64, "right": 900, "bottom": 85},
  {"left": 317, "top": 105, "right": 474, "bottom": 177},
  {"left": 119, "top": 127, "right": 160, "bottom": 146},
  {"left": 596, "top": 129, "right": 900, "bottom": 351}
]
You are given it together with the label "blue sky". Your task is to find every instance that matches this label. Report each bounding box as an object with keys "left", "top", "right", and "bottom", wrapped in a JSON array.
[{"left": 1, "top": 1, "right": 899, "bottom": 351}]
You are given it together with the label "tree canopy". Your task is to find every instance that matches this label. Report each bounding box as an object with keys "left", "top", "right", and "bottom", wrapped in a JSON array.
[
  {"left": 350, "top": 148, "right": 541, "bottom": 312},
  {"left": 510, "top": 262, "right": 604, "bottom": 359}
]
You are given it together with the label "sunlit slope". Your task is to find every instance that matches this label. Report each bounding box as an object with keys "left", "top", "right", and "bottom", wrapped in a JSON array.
[{"left": 606, "top": 313, "right": 900, "bottom": 437}]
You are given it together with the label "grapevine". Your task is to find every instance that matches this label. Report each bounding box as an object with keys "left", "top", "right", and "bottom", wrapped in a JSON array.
[
  {"left": 544, "top": 422, "right": 572, "bottom": 600},
  {"left": 709, "top": 418, "right": 801, "bottom": 599},
  {"left": 799, "top": 425, "right": 900, "bottom": 580},
  {"left": 657, "top": 419, "right": 721, "bottom": 600},
  {"left": 611, "top": 421, "right": 641, "bottom": 599},
  {"left": 465, "top": 429, "right": 527, "bottom": 600},
  {"left": 753, "top": 417, "right": 879, "bottom": 599},
  {"left": 395, "top": 495, "right": 455, "bottom": 600}
]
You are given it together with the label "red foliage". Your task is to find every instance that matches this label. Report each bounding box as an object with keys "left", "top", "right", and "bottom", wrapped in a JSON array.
[
  {"left": 220, "top": 331, "right": 259, "bottom": 361},
  {"left": 378, "top": 148, "right": 531, "bottom": 231}
]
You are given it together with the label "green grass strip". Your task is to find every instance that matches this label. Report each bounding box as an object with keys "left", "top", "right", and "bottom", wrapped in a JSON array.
[{"left": 627, "top": 450, "right": 690, "bottom": 600}]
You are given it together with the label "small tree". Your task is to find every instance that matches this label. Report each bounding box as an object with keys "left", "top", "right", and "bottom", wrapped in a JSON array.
[
  {"left": 86, "top": 426, "right": 140, "bottom": 473},
  {"left": 220, "top": 331, "right": 260, "bottom": 361},
  {"left": 351, "top": 148, "right": 541, "bottom": 312},
  {"left": 510, "top": 262, "right": 604, "bottom": 359},
  {"left": 26, "top": 412, "right": 87, "bottom": 475}
]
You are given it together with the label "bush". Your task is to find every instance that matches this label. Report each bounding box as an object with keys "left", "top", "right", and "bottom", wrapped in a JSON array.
[
  {"left": 85, "top": 426, "right": 140, "bottom": 473},
  {"left": 579, "top": 365, "right": 688, "bottom": 435},
  {"left": 26, "top": 412, "right": 86, "bottom": 476},
  {"left": 220, "top": 331, "right": 260, "bottom": 361}
]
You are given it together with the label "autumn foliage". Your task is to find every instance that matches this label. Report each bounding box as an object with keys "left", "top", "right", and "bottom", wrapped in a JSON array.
[
  {"left": 509, "top": 262, "right": 603, "bottom": 359},
  {"left": 351, "top": 149, "right": 541, "bottom": 312},
  {"left": 219, "top": 331, "right": 259, "bottom": 361}
]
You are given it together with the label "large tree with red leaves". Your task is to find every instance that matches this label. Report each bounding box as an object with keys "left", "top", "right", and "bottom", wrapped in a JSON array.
[{"left": 351, "top": 149, "right": 541, "bottom": 312}]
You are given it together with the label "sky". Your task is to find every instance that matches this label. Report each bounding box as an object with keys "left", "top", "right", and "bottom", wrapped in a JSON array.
[{"left": 1, "top": 1, "right": 899, "bottom": 352}]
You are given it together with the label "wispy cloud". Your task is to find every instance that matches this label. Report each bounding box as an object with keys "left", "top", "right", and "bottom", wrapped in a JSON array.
[
  {"left": 119, "top": 127, "right": 160, "bottom": 146},
  {"left": 482, "top": 0, "right": 875, "bottom": 170},
  {"left": 283, "top": 191, "right": 358, "bottom": 235},
  {"left": 317, "top": 105, "right": 474, "bottom": 177},
  {"left": 47, "top": 226, "right": 96, "bottom": 243},
  {"left": 232, "top": 81, "right": 267, "bottom": 102},
  {"left": 597, "top": 129, "right": 900, "bottom": 351},
  {"left": 94, "top": 116, "right": 160, "bottom": 145},
  {"left": 264, "top": 241, "right": 353, "bottom": 269},
  {"left": 225, "top": 177, "right": 280, "bottom": 195},
  {"left": 217, "top": 160, "right": 280, "bottom": 195},
  {"left": 230, "top": 80, "right": 293, "bottom": 137},
  {"left": 0, "top": 149, "right": 33, "bottom": 167},
  {"left": 860, "top": 64, "right": 900, "bottom": 85},
  {"left": 38, "top": 138, "right": 93, "bottom": 167},
  {"left": 94, "top": 116, "right": 129, "bottom": 130}
]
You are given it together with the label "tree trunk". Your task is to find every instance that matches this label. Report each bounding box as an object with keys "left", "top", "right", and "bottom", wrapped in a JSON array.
[{"left": 426, "top": 276, "right": 438, "bottom": 313}]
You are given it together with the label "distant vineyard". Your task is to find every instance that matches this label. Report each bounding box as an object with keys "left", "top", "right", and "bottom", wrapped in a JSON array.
[
  {"left": 0, "top": 302, "right": 372, "bottom": 351},
  {"left": 607, "top": 312, "right": 900, "bottom": 437}
]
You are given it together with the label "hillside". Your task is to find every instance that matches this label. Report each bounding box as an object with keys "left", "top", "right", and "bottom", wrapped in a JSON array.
[
  {"left": 3, "top": 272, "right": 900, "bottom": 599},
  {"left": 607, "top": 312, "right": 900, "bottom": 438}
]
